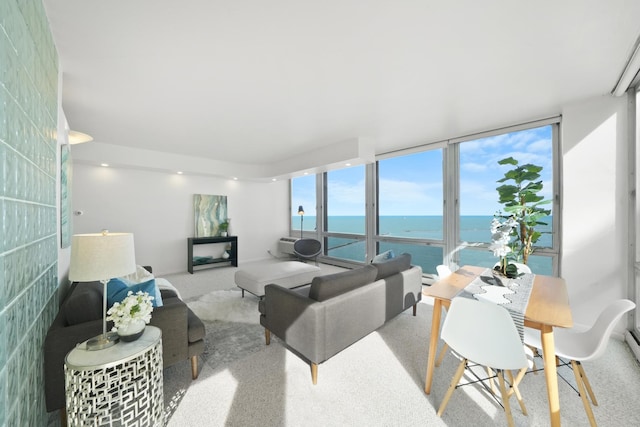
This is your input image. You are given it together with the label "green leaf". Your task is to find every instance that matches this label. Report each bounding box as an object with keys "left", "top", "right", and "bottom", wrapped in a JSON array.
[{"left": 498, "top": 157, "right": 518, "bottom": 166}]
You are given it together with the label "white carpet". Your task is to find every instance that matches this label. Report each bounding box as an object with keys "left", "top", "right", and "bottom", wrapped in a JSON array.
[
  {"left": 164, "top": 297, "right": 640, "bottom": 426},
  {"left": 187, "top": 289, "right": 260, "bottom": 324}
]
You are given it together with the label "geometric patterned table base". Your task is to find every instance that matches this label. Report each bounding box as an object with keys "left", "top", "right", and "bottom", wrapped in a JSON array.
[{"left": 65, "top": 334, "right": 163, "bottom": 426}]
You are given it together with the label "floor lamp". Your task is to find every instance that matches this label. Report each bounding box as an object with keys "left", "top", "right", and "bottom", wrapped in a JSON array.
[
  {"left": 68, "top": 231, "right": 136, "bottom": 350},
  {"left": 298, "top": 205, "right": 304, "bottom": 239}
]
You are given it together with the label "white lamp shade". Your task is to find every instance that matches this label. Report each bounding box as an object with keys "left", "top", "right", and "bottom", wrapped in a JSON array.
[{"left": 69, "top": 233, "right": 136, "bottom": 282}]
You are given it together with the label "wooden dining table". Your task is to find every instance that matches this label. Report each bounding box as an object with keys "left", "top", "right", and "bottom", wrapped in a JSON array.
[{"left": 423, "top": 265, "right": 573, "bottom": 427}]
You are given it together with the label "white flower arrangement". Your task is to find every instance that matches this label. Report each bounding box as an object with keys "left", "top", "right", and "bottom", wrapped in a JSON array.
[
  {"left": 106, "top": 291, "right": 154, "bottom": 331},
  {"left": 489, "top": 215, "right": 518, "bottom": 276}
]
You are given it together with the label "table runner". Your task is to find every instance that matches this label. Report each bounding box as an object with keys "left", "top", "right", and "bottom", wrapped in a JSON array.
[{"left": 456, "top": 268, "right": 534, "bottom": 340}]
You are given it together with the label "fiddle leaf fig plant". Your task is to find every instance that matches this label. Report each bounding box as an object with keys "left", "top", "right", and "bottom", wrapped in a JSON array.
[{"left": 495, "top": 157, "right": 551, "bottom": 265}]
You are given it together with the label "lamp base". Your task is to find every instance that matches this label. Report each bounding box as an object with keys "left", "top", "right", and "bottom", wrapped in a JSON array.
[{"left": 86, "top": 331, "right": 120, "bottom": 351}]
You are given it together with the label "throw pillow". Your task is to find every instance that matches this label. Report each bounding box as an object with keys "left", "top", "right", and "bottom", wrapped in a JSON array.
[
  {"left": 120, "top": 265, "right": 154, "bottom": 285},
  {"left": 372, "top": 250, "right": 395, "bottom": 263},
  {"left": 372, "top": 252, "right": 412, "bottom": 281},
  {"left": 107, "top": 278, "right": 163, "bottom": 308},
  {"left": 114, "top": 267, "right": 164, "bottom": 307},
  {"left": 309, "top": 265, "right": 378, "bottom": 302}
]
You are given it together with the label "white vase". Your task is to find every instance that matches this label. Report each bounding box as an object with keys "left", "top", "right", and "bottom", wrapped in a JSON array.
[{"left": 117, "top": 319, "right": 146, "bottom": 342}]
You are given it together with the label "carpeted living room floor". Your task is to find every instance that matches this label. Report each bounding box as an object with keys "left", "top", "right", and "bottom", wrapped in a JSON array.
[{"left": 161, "top": 260, "right": 640, "bottom": 427}]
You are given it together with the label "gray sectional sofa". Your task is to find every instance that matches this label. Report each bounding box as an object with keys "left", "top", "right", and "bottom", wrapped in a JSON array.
[{"left": 259, "top": 253, "right": 423, "bottom": 384}]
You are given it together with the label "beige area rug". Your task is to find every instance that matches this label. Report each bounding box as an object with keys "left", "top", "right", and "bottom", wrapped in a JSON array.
[
  {"left": 187, "top": 289, "right": 260, "bottom": 324},
  {"left": 164, "top": 297, "right": 640, "bottom": 427}
]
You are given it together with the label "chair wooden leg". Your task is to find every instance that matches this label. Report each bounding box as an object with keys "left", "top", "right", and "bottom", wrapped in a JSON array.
[
  {"left": 486, "top": 367, "right": 498, "bottom": 395},
  {"left": 311, "top": 363, "right": 318, "bottom": 385},
  {"left": 576, "top": 361, "right": 598, "bottom": 405},
  {"left": 265, "top": 329, "right": 271, "bottom": 345},
  {"left": 435, "top": 343, "right": 449, "bottom": 367},
  {"left": 507, "top": 368, "right": 528, "bottom": 415},
  {"left": 413, "top": 303, "right": 417, "bottom": 316},
  {"left": 497, "top": 370, "right": 516, "bottom": 427},
  {"left": 526, "top": 345, "right": 539, "bottom": 373},
  {"left": 571, "top": 360, "right": 597, "bottom": 427},
  {"left": 191, "top": 355, "right": 199, "bottom": 379},
  {"left": 437, "top": 358, "right": 468, "bottom": 417}
]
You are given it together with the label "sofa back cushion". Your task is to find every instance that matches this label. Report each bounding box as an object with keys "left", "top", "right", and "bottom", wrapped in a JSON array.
[
  {"left": 63, "top": 282, "right": 104, "bottom": 326},
  {"left": 372, "top": 253, "right": 412, "bottom": 280},
  {"left": 309, "top": 265, "right": 378, "bottom": 302}
]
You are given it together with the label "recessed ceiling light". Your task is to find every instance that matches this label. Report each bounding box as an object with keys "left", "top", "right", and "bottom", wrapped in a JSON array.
[
  {"left": 100, "top": 163, "right": 109, "bottom": 167},
  {"left": 177, "top": 171, "right": 183, "bottom": 175},
  {"left": 233, "top": 177, "right": 238, "bottom": 180},
  {"left": 303, "top": 172, "right": 309, "bottom": 175},
  {"left": 272, "top": 178, "right": 277, "bottom": 181},
  {"left": 345, "top": 163, "right": 351, "bottom": 166}
]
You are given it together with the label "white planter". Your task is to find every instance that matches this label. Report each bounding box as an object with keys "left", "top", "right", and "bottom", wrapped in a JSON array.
[{"left": 117, "top": 319, "right": 146, "bottom": 342}]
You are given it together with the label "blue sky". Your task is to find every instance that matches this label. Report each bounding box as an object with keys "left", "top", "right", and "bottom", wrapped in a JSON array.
[{"left": 292, "top": 125, "right": 553, "bottom": 216}]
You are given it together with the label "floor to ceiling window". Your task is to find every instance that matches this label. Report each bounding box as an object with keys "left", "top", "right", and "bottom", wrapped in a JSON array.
[
  {"left": 456, "top": 123, "right": 557, "bottom": 276},
  {"left": 324, "top": 165, "right": 367, "bottom": 262},
  {"left": 291, "top": 174, "right": 316, "bottom": 237},
  {"left": 290, "top": 118, "right": 560, "bottom": 276},
  {"left": 376, "top": 149, "right": 444, "bottom": 274}
]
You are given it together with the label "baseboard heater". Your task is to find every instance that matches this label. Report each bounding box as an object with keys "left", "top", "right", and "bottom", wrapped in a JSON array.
[{"left": 278, "top": 237, "right": 298, "bottom": 255}]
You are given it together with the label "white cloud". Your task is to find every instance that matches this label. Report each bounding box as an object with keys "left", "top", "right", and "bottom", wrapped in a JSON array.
[{"left": 378, "top": 178, "right": 440, "bottom": 215}]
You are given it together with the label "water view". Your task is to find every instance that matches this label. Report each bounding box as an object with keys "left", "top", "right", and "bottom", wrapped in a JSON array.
[{"left": 293, "top": 215, "right": 553, "bottom": 275}]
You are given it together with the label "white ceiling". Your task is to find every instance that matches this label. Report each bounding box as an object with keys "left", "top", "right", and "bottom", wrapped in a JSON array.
[{"left": 44, "top": 1, "right": 640, "bottom": 173}]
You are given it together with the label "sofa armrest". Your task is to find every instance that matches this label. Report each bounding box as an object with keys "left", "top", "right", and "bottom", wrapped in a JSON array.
[
  {"left": 149, "top": 298, "right": 189, "bottom": 367},
  {"left": 44, "top": 319, "right": 104, "bottom": 412},
  {"left": 401, "top": 266, "right": 423, "bottom": 306},
  {"left": 262, "top": 284, "right": 326, "bottom": 363}
]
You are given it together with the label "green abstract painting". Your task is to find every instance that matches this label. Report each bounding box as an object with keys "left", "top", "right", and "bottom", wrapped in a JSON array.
[{"left": 194, "top": 194, "right": 227, "bottom": 237}]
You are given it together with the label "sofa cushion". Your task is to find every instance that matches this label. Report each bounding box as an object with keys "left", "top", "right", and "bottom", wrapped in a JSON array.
[
  {"left": 107, "top": 278, "right": 163, "bottom": 307},
  {"left": 64, "top": 282, "right": 104, "bottom": 325},
  {"left": 309, "top": 265, "right": 378, "bottom": 302},
  {"left": 372, "top": 253, "right": 412, "bottom": 280}
]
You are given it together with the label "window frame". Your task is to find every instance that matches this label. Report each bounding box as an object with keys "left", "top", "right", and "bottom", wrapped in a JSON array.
[{"left": 289, "top": 117, "right": 562, "bottom": 277}]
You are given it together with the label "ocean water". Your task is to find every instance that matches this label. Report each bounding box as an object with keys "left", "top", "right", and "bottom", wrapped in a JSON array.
[{"left": 293, "top": 215, "right": 553, "bottom": 275}]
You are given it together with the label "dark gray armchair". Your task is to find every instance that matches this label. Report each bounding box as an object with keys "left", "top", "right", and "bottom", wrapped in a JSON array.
[
  {"left": 293, "top": 238, "right": 322, "bottom": 265},
  {"left": 43, "top": 267, "right": 205, "bottom": 413}
]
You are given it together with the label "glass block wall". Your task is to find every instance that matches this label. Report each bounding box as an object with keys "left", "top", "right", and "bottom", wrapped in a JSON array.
[{"left": 0, "top": 0, "right": 59, "bottom": 426}]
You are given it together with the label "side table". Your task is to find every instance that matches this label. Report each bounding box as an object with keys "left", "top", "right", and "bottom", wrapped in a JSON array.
[{"left": 64, "top": 326, "right": 164, "bottom": 426}]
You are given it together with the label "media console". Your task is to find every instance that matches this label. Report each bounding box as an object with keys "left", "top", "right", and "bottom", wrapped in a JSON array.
[{"left": 187, "top": 236, "right": 238, "bottom": 273}]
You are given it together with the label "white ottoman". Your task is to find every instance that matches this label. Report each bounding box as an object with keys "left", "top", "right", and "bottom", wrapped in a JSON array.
[{"left": 235, "top": 262, "right": 321, "bottom": 297}]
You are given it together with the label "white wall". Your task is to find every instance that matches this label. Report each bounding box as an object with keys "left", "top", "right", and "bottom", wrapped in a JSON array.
[
  {"left": 71, "top": 163, "right": 290, "bottom": 276},
  {"left": 69, "top": 92, "right": 634, "bottom": 332},
  {"left": 561, "top": 93, "right": 631, "bottom": 331}
]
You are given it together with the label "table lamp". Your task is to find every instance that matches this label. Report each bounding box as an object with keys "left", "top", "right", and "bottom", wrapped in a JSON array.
[
  {"left": 69, "top": 231, "right": 136, "bottom": 350},
  {"left": 298, "top": 205, "right": 304, "bottom": 239}
]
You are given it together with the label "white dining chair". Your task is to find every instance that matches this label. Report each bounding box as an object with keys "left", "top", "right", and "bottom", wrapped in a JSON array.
[
  {"left": 523, "top": 299, "right": 636, "bottom": 427},
  {"left": 436, "top": 264, "right": 453, "bottom": 279},
  {"left": 433, "top": 265, "right": 453, "bottom": 367},
  {"left": 437, "top": 297, "right": 530, "bottom": 427}
]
